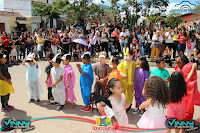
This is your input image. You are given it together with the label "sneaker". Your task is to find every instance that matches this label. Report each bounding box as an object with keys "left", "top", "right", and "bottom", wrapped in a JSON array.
[
  {"left": 133, "top": 107, "right": 140, "bottom": 114},
  {"left": 56, "top": 105, "right": 64, "bottom": 111},
  {"left": 1, "top": 107, "right": 7, "bottom": 112},
  {"left": 80, "top": 106, "right": 88, "bottom": 111},
  {"left": 85, "top": 106, "right": 92, "bottom": 112},
  {"left": 28, "top": 99, "right": 35, "bottom": 103},
  {"left": 139, "top": 110, "right": 145, "bottom": 116},
  {"left": 126, "top": 104, "right": 132, "bottom": 112},
  {"left": 50, "top": 102, "right": 59, "bottom": 105}
]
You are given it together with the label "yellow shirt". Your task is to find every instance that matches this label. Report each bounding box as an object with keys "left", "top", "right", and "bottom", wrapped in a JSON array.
[
  {"left": 37, "top": 37, "right": 44, "bottom": 46},
  {"left": 118, "top": 61, "right": 136, "bottom": 85}
]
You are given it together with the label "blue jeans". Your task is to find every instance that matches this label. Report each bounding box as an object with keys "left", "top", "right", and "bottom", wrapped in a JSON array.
[
  {"left": 140, "top": 44, "right": 145, "bottom": 56},
  {"left": 90, "top": 44, "right": 95, "bottom": 57},
  {"left": 178, "top": 44, "right": 186, "bottom": 55},
  {"left": 51, "top": 46, "right": 57, "bottom": 56},
  {"left": 26, "top": 44, "right": 33, "bottom": 55},
  {"left": 39, "top": 46, "right": 44, "bottom": 59},
  {"left": 120, "top": 41, "right": 128, "bottom": 54}
]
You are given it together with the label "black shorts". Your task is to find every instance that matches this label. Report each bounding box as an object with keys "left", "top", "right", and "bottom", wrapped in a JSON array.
[{"left": 95, "top": 45, "right": 101, "bottom": 52}]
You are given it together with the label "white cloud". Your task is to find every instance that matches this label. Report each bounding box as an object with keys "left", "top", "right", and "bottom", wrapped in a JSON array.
[{"left": 166, "top": 2, "right": 180, "bottom": 15}]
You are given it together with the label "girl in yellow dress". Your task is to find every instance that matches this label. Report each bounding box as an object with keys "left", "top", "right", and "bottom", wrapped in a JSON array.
[{"left": 0, "top": 53, "right": 14, "bottom": 112}]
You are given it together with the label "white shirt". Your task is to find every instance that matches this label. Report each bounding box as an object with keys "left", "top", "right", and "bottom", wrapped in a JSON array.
[
  {"left": 165, "top": 32, "right": 174, "bottom": 43},
  {"left": 51, "top": 67, "right": 65, "bottom": 91},
  {"left": 120, "top": 31, "right": 130, "bottom": 43},
  {"left": 152, "top": 34, "right": 163, "bottom": 42},
  {"left": 86, "top": 23, "right": 91, "bottom": 30}
]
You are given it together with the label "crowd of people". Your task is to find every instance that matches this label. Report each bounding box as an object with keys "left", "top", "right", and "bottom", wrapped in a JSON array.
[
  {"left": 0, "top": 20, "right": 200, "bottom": 133},
  {"left": 0, "top": 21, "right": 200, "bottom": 67}
]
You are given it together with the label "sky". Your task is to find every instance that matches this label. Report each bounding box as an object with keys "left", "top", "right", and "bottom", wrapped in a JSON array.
[{"left": 93, "top": 0, "right": 199, "bottom": 15}]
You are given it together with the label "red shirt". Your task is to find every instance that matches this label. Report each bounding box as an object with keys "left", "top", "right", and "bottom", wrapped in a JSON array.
[
  {"left": 178, "top": 34, "right": 186, "bottom": 44},
  {"left": 111, "top": 32, "right": 119, "bottom": 42},
  {"left": 51, "top": 37, "right": 59, "bottom": 46},
  {"left": 1, "top": 36, "right": 9, "bottom": 46}
]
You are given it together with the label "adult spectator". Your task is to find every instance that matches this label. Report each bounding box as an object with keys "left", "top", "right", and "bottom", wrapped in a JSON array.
[
  {"left": 36, "top": 34, "right": 45, "bottom": 59},
  {"left": 165, "top": 26, "right": 174, "bottom": 50},
  {"left": 151, "top": 30, "right": 163, "bottom": 61},
  {"left": 119, "top": 27, "right": 129, "bottom": 51},
  {"left": 173, "top": 27, "right": 179, "bottom": 58},
  {"left": 61, "top": 33, "right": 70, "bottom": 54},
  {"left": 177, "top": 28, "right": 187, "bottom": 55},
  {"left": 111, "top": 28, "right": 121, "bottom": 52}
]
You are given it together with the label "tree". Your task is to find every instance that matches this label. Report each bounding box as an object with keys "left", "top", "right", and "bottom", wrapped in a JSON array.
[
  {"left": 143, "top": 0, "right": 169, "bottom": 16},
  {"left": 193, "top": 1, "right": 200, "bottom": 13},
  {"left": 165, "top": 12, "right": 183, "bottom": 29},
  {"left": 148, "top": 15, "right": 164, "bottom": 26}
]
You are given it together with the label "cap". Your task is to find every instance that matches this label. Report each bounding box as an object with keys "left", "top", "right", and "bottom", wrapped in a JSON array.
[
  {"left": 61, "top": 54, "right": 70, "bottom": 60},
  {"left": 81, "top": 52, "right": 91, "bottom": 59}
]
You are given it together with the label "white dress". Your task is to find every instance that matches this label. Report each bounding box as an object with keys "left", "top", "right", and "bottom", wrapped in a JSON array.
[
  {"left": 137, "top": 104, "right": 167, "bottom": 133},
  {"left": 10, "top": 45, "right": 17, "bottom": 57},
  {"left": 25, "top": 63, "right": 43, "bottom": 99},
  {"left": 51, "top": 67, "right": 66, "bottom": 105}
]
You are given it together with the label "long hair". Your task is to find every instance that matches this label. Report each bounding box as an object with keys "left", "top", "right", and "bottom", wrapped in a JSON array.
[
  {"left": 178, "top": 55, "right": 189, "bottom": 64},
  {"left": 89, "top": 92, "right": 112, "bottom": 108},
  {"left": 107, "top": 78, "right": 120, "bottom": 96},
  {"left": 139, "top": 56, "right": 149, "bottom": 71},
  {"left": 145, "top": 76, "right": 169, "bottom": 108},
  {"left": 169, "top": 71, "right": 187, "bottom": 103}
]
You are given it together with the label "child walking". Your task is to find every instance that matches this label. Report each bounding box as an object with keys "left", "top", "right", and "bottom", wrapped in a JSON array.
[
  {"left": 107, "top": 78, "right": 130, "bottom": 129},
  {"left": 45, "top": 52, "right": 54, "bottom": 104},
  {"left": 0, "top": 53, "right": 15, "bottom": 111},
  {"left": 22, "top": 53, "right": 43, "bottom": 104},
  {"left": 167, "top": 71, "right": 187, "bottom": 133},
  {"left": 133, "top": 56, "right": 150, "bottom": 116},
  {"left": 137, "top": 76, "right": 169, "bottom": 133},
  {"left": 76, "top": 52, "right": 94, "bottom": 112},
  {"left": 50, "top": 54, "right": 66, "bottom": 111},
  {"left": 62, "top": 54, "right": 77, "bottom": 109},
  {"left": 93, "top": 52, "right": 111, "bottom": 96}
]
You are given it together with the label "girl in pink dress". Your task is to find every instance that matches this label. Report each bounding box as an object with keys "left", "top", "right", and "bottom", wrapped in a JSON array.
[
  {"left": 167, "top": 71, "right": 187, "bottom": 133},
  {"left": 107, "top": 78, "right": 130, "bottom": 129},
  {"left": 137, "top": 76, "right": 169, "bottom": 133},
  {"left": 62, "top": 54, "right": 77, "bottom": 109}
]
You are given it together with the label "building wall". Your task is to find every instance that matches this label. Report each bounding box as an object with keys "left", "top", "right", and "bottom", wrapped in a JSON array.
[
  {"left": 32, "top": 16, "right": 50, "bottom": 32},
  {"left": 0, "top": 16, "right": 10, "bottom": 33},
  {"left": 2, "top": 0, "right": 58, "bottom": 17},
  {"left": 9, "top": 16, "right": 32, "bottom": 32}
]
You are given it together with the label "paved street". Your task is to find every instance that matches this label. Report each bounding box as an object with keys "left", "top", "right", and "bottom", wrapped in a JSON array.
[{"left": 1, "top": 60, "right": 200, "bottom": 133}]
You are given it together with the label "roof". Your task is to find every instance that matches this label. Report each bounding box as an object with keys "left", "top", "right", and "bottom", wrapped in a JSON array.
[{"left": 0, "top": 10, "right": 25, "bottom": 17}]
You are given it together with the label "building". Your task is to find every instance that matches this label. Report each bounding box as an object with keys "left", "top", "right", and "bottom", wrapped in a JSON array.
[
  {"left": 0, "top": 10, "right": 31, "bottom": 34},
  {"left": 180, "top": 13, "right": 200, "bottom": 28},
  {"left": 0, "top": 0, "right": 58, "bottom": 32}
]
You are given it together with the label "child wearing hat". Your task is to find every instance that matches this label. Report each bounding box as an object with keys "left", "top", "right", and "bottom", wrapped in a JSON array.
[
  {"left": 22, "top": 53, "right": 43, "bottom": 104},
  {"left": 0, "top": 53, "right": 15, "bottom": 111},
  {"left": 76, "top": 52, "right": 94, "bottom": 112},
  {"left": 50, "top": 54, "right": 66, "bottom": 111},
  {"left": 93, "top": 51, "right": 111, "bottom": 96},
  {"left": 62, "top": 54, "right": 77, "bottom": 109}
]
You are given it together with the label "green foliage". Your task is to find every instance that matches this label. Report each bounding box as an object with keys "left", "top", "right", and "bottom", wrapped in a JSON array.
[
  {"left": 148, "top": 15, "right": 164, "bottom": 26},
  {"left": 165, "top": 12, "right": 183, "bottom": 29}
]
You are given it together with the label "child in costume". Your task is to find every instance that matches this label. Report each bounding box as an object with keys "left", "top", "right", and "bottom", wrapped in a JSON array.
[
  {"left": 175, "top": 55, "right": 200, "bottom": 120},
  {"left": 50, "top": 54, "right": 66, "bottom": 111},
  {"left": 0, "top": 53, "right": 14, "bottom": 112},
  {"left": 150, "top": 57, "right": 170, "bottom": 84},
  {"left": 76, "top": 52, "right": 94, "bottom": 112},
  {"left": 107, "top": 57, "right": 121, "bottom": 82},
  {"left": 22, "top": 53, "right": 43, "bottom": 104},
  {"left": 45, "top": 52, "right": 54, "bottom": 104},
  {"left": 107, "top": 78, "right": 130, "bottom": 129},
  {"left": 133, "top": 56, "right": 150, "bottom": 116},
  {"left": 137, "top": 76, "right": 169, "bottom": 133},
  {"left": 93, "top": 52, "right": 111, "bottom": 95},
  {"left": 118, "top": 48, "right": 136, "bottom": 109},
  {"left": 167, "top": 71, "right": 187, "bottom": 133},
  {"left": 62, "top": 54, "right": 77, "bottom": 109},
  {"left": 89, "top": 92, "right": 119, "bottom": 129}
]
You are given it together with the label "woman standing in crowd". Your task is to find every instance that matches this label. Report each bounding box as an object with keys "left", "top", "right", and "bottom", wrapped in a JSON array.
[
  {"left": 26, "top": 32, "right": 33, "bottom": 54},
  {"left": 173, "top": 27, "right": 179, "bottom": 58},
  {"left": 111, "top": 28, "right": 121, "bottom": 53},
  {"left": 19, "top": 32, "right": 26, "bottom": 60},
  {"left": 36, "top": 34, "right": 45, "bottom": 59},
  {"left": 177, "top": 28, "right": 187, "bottom": 55},
  {"left": 138, "top": 28, "right": 146, "bottom": 56},
  {"left": 186, "top": 30, "right": 197, "bottom": 56},
  {"left": 151, "top": 31, "right": 163, "bottom": 61},
  {"left": 146, "top": 30, "right": 153, "bottom": 58},
  {"left": 51, "top": 33, "right": 59, "bottom": 56},
  {"left": 61, "top": 33, "right": 70, "bottom": 54},
  {"left": 100, "top": 28, "right": 109, "bottom": 56}
]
